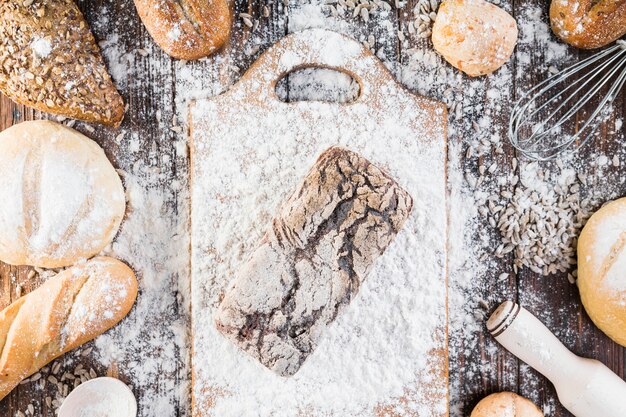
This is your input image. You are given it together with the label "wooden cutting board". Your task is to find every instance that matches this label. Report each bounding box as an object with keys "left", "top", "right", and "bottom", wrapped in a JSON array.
[{"left": 189, "top": 29, "right": 448, "bottom": 417}]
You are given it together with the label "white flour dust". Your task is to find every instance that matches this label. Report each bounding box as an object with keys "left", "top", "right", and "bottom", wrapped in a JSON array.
[{"left": 10, "top": 0, "right": 624, "bottom": 417}]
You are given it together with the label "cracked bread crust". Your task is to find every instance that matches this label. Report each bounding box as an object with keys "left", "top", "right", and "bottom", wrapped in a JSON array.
[{"left": 215, "top": 147, "right": 413, "bottom": 377}]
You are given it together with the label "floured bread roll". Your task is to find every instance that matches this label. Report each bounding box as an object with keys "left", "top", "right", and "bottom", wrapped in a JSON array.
[
  {"left": 0, "top": 121, "right": 125, "bottom": 268},
  {"left": 471, "top": 392, "right": 544, "bottom": 417},
  {"left": 550, "top": 0, "right": 626, "bottom": 49},
  {"left": 578, "top": 197, "right": 626, "bottom": 347},
  {"left": 432, "top": 0, "right": 518, "bottom": 76}
]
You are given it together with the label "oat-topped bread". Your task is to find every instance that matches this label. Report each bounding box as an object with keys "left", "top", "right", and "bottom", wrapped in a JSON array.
[
  {"left": 215, "top": 147, "right": 413, "bottom": 377},
  {"left": 0, "top": 0, "right": 124, "bottom": 126},
  {"left": 134, "top": 0, "right": 231, "bottom": 60}
]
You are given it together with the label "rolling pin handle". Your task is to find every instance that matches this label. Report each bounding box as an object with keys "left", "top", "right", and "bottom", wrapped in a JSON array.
[{"left": 488, "top": 301, "right": 626, "bottom": 417}]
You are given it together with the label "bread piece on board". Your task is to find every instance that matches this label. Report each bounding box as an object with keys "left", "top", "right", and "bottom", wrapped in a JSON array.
[
  {"left": 550, "top": 0, "right": 626, "bottom": 49},
  {"left": 215, "top": 147, "right": 413, "bottom": 377},
  {"left": 0, "top": 257, "right": 137, "bottom": 400},
  {"left": 0, "top": 121, "right": 126, "bottom": 268},
  {"left": 0, "top": 0, "right": 124, "bottom": 126},
  {"left": 134, "top": 0, "right": 231, "bottom": 60}
]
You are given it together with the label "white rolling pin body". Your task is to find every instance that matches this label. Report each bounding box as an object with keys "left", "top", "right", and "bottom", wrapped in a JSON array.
[{"left": 487, "top": 301, "right": 626, "bottom": 417}]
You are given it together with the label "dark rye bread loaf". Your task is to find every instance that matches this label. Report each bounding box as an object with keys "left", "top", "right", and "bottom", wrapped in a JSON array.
[
  {"left": 215, "top": 147, "right": 413, "bottom": 377},
  {"left": 0, "top": 0, "right": 124, "bottom": 126}
]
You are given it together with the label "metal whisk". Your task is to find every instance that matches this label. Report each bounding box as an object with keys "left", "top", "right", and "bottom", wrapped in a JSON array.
[{"left": 509, "top": 40, "right": 626, "bottom": 160}]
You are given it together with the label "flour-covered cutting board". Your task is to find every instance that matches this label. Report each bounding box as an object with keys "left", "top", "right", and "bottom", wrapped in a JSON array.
[{"left": 190, "top": 29, "right": 448, "bottom": 417}]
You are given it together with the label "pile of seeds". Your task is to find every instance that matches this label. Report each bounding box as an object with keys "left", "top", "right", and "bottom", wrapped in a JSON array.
[
  {"left": 16, "top": 348, "right": 101, "bottom": 416},
  {"left": 323, "top": 0, "right": 395, "bottom": 22},
  {"left": 479, "top": 161, "right": 592, "bottom": 277},
  {"left": 405, "top": 0, "right": 439, "bottom": 39}
]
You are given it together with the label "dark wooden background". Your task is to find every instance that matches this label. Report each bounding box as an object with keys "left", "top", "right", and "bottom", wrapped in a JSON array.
[{"left": 0, "top": 0, "right": 624, "bottom": 416}]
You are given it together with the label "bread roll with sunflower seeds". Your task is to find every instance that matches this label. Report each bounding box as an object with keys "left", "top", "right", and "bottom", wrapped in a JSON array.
[{"left": 0, "top": 0, "right": 124, "bottom": 126}]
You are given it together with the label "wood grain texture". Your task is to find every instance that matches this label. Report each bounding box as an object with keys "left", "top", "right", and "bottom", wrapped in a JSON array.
[{"left": 0, "top": 0, "right": 624, "bottom": 417}]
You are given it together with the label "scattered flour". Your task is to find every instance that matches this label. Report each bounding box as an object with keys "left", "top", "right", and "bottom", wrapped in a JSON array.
[
  {"left": 30, "top": 37, "right": 52, "bottom": 58},
  {"left": 11, "top": 0, "right": 620, "bottom": 416}
]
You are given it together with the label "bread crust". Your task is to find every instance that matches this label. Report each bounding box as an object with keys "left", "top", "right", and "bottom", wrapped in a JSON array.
[
  {"left": 0, "top": 0, "right": 125, "bottom": 126},
  {"left": 215, "top": 147, "right": 413, "bottom": 377},
  {"left": 578, "top": 197, "right": 626, "bottom": 347},
  {"left": 0, "top": 121, "right": 126, "bottom": 268},
  {"left": 470, "top": 392, "right": 544, "bottom": 417},
  {"left": 432, "top": 0, "right": 518, "bottom": 77},
  {"left": 0, "top": 257, "right": 138, "bottom": 401},
  {"left": 134, "top": 0, "right": 232, "bottom": 60},
  {"left": 550, "top": 0, "right": 626, "bottom": 49}
]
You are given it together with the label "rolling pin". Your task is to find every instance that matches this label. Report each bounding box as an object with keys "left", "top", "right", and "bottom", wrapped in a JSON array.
[{"left": 487, "top": 301, "right": 626, "bottom": 417}]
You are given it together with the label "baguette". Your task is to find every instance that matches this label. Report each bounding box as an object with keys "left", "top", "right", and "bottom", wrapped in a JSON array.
[
  {"left": 215, "top": 147, "right": 413, "bottom": 377},
  {"left": 134, "top": 0, "right": 232, "bottom": 60},
  {"left": 550, "top": 0, "right": 626, "bottom": 49},
  {"left": 0, "top": 257, "right": 138, "bottom": 400},
  {"left": 0, "top": 0, "right": 125, "bottom": 126}
]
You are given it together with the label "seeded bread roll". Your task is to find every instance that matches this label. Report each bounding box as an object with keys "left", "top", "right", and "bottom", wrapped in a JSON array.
[
  {"left": 215, "top": 147, "right": 413, "bottom": 377},
  {"left": 550, "top": 0, "right": 626, "bottom": 49},
  {"left": 134, "top": 0, "right": 232, "bottom": 60},
  {"left": 0, "top": 121, "right": 126, "bottom": 268},
  {"left": 578, "top": 197, "right": 626, "bottom": 347},
  {"left": 0, "top": 257, "right": 138, "bottom": 401},
  {"left": 471, "top": 392, "right": 544, "bottom": 417},
  {"left": 0, "top": 0, "right": 124, "bottom": 126}
]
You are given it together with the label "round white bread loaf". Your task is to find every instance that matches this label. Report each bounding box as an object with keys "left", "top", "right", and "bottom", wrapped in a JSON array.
[
  {"left": 432, "top": 0, "right": 518, "bottom": 76},
  {"left": 578, "top": 198, "right": 626, "bottom": 347},
  {"left": 471, "top": 392, "right": 544, "bottom": 417},
  {"left": 0, "top": 120, "right": 125, "bottom": 268}
]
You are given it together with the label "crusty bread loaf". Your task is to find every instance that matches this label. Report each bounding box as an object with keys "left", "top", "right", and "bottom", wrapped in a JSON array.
[
  {"left": 550, "top": 0, "right": 626, "bottom": 49},
  {"left": 134, "top": 0, "right": 231, "bottom": 60},
  {"left": 0, "top": 0, "right": 125, "bottom": 126},
  {"left": 0, "top": 121, "right": 126, "bottom": 268},
  {"left": 432, "top": 0, "right": 518, "bottom": 77},
  {"left": 578, "top": 197, "right": 626, "bottom": 347},
  {"left": 0, "top": 257, "right": 138, "bottom": 401},
  {"left": 470, "top": 392, "right": 544, "bottom": 417},
  {"left": 215, "top": 147, "right": 413, "bottom": 377}
]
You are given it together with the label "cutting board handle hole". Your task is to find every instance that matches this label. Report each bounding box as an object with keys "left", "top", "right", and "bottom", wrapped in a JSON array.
[{"left": 275, "top": 67, "right": 361, "bottom": 104}]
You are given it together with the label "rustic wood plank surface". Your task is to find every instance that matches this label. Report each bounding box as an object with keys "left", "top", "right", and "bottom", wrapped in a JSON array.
[{"left": 0, "top": 0, "right": 624, "bottom": 416}]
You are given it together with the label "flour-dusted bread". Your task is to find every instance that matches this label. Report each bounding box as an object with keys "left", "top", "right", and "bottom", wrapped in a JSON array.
[
  {"left": 0, "top": 121, "right": 126, "bottom": 268},
  {"left": 0, "top": 0, "right": 124, "bottom": 126},
  {"left": 578, "top": 197, "right": 626, "bottom": 347},
  {"left": 134, "top": 0, "right": 231, "bottom": 60},
  {"left": 470, "top": 392, "right": 544, "bottom": 417},
  {"left": 0, "top": 257, "right": 138, "bottom": 401},
  {"left": 550, "top": 0, "right": 626, "bottom": 49},
  {"left": 432, "top": 0, "right": 518, "bottom": 76},
  {"left": 215, "top": 147, "right": 413, "bottom": 377}
]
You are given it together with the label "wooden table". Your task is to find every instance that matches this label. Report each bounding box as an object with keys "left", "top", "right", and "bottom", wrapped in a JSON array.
[{"left": 0, "top": 0, "right": 624, "bottom": 416}]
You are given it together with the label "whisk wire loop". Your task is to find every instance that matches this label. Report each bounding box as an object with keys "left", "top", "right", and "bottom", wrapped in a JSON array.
[{"left": 509, "top": 41, "right": 626, "bottom": 160}]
